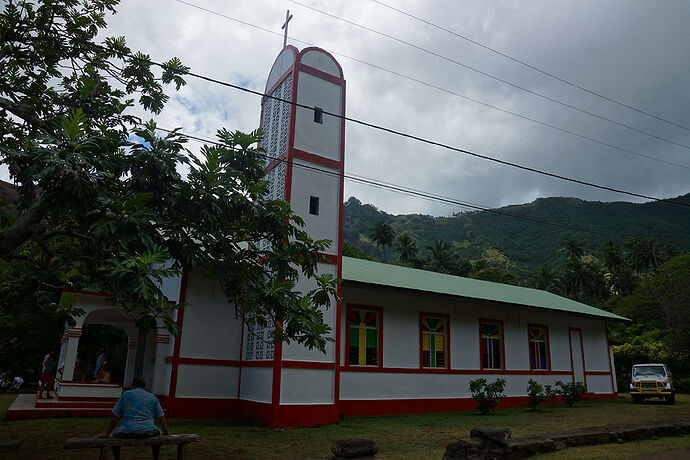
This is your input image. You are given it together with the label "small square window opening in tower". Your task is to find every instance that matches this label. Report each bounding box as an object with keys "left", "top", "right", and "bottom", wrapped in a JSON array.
[
  {"left": 309, "top": 196, "right": 320, "bottom": 215},
  {"left": 313, "top": 106, "right": 323, "bottom": 124}
]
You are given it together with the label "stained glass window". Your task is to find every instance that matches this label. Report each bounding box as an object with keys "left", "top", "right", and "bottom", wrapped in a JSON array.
[
  {"left": 348, "top": 308, "right": 379, "bottom": 366},
  {"left": 529, "top": 326, "right": 549, "bottom": 370},
  {"left": 480, "top": 321, "right": 503, "bottom": 370},
  {"left": 421, "top": 316, "right": 447, "bottom": 368}
]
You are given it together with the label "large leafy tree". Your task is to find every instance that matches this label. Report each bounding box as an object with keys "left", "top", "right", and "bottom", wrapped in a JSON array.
[{"left": 0, "top": 0, "right": 338, "bottom": 352}]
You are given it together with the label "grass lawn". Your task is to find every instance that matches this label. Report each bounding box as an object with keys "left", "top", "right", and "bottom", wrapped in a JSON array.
[{"left": 1, "top": 393, "right": 690, "bottom": 459}]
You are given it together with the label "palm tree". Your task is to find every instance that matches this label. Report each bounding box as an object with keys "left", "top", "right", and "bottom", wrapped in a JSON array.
[
  {"left": 603, "top": 240, "right": 624, "bottom": 274},
  {"left": 395, "top": 232, "right": 418, "bottom": 264},
  {"left": 370, "top": 221, "right": 395, "bottom": 262},
  {"left": 627, "top": 237, "right": 674, "bottom": 274},
  {"left": 425, "top": 240, "right": 457, "bottom": 274},
  {"left": 533, "top": 264, "right": 557, "bottom": 292},
  {"left": 563, "top": 239, "right": 584, "bottom": 262}
]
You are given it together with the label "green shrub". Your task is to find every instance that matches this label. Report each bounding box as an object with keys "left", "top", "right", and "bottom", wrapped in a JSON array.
[
  {"left": 676, "top": 377, "right": 690, "bottom": 393},
  {"left": 526, "top": 379, "right": 557, "bottom": 411},
  {"left": 555, "top": 381, "right": 587, "bottom": 407},
  {"left": 469, "top": 378, "right": 507, "bottom": 414}
]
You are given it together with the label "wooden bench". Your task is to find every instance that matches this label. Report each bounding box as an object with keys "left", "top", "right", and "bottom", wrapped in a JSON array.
[
  {"left": 0, "top": 440, "right": 20, "bottom": 453},
  {"left": 64, "top": 434, "right": 200, "bottom": 460}
]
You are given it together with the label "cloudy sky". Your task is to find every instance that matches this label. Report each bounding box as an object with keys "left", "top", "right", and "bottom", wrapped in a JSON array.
[{"left": 6, "top": 0, "right": 690, "bottom": 216}]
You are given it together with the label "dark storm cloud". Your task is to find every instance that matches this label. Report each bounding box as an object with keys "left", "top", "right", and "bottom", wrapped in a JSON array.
[{"left": 4, "top": 0, "right": 686, "bottom": 216}]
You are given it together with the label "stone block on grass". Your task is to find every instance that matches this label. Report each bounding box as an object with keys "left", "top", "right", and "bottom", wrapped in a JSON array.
[
  {"left": 443, "top": 438, "right": 486, "bottom": 460},
  {"left": 330, "top": 439, "right": 378, "bottom": 459},
  {"left": 470, "top": 427, "right": 512, "bottom": 446}
]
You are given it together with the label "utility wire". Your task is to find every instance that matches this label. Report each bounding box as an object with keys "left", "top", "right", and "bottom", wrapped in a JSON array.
[
  {"left": 6, "top": 11, "right": 690, "bottom": 208},
  {"left": 173, "top": 0, "right": 688, "bottom": 169},
  {"left": 370, "top": 0, "right": 690, "bottom": 133},
  {"left": 155, "top": 126, "right": 644, "bottom": 240},
  {"left": 289, "top": 0, "right": 690, "bottom": 151}
]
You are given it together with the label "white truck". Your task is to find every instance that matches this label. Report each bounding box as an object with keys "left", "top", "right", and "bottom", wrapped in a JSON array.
[{"left": 629, "top": 363, "right": 675, "bottom": 404}]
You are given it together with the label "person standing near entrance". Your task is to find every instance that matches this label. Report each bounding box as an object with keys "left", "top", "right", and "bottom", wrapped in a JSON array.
[
  {"left": 38, "top": 350, "right": 55, "bottom": 399},
  {"left": 95, "top": 347, "right": 107, "bottom": 375}
]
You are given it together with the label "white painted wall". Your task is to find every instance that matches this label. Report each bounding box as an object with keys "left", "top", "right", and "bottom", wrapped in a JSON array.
[
  {"left": 340, "top": 372, "right": 567, "bottom": 400},
  {"left": 300, "top": 50, "right": 341, "bottom": 77},
  {"left": 266, "top": 47, "right": 295, "bottom": 91},
  {"left": 293, "top": 71, "right": 342, "bottom": 161},
  {"left": 289, "top": 161, "right": 340, "bottom": 249},
  {"left": 239, "top": 367, "right": 273, "bottom": 403},
  {"left": 179, "top": 268, "right": 242, "bottom": 361},
  {"left": 280, "top": 368, "right": 335, "bottom": 404},
  {"left": 282, "top": 262, "right": 338, "bottom": 363},
  {"left": 341, "top": 285, "right": 615, "bottom": 399},
  {"left": 175, "top": 364, "right": 239, "bottom": 399}
]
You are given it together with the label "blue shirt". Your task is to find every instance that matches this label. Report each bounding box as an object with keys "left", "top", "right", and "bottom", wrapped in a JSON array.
[{"left": 112, "top": 388, "right": 164, "bottom": 433}]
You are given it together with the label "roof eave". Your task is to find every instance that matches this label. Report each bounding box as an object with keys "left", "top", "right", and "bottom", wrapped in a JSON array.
[{"left": 342, "top": 279, "right": 630, "bottom": 323}]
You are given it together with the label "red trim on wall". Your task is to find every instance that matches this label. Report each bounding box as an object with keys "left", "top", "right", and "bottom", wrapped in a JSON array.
[
  {"left": 585, "top": 371, "right": 612, "bottom": 376},
  {"left": 271, "top": 321, "right": 284, "bottom": 414},
  {"left": 478, "top": 318, "right": 506, "bottom": 371},
  {"left": 318, "top": 253, "right": 338, "bottom": 265},
  {"left": 168, "top": 271, "right": 189, "bottom": 398},
  {"left": 264, "top": 67, "right": 295, "bottom": 103},
  {"left": 292, "top": 149, "right": 341, "bottom": 169},
  {"left": 164, "top": 396, "right": 239, "bottom": 419},
  {"left": 272, "top": 403, "right": 339, "bottom": 427},
  {"left": 340, "top": 366, "right": 572, "bottom": 375},
  {"left": 263, "top": 45, "right": 298, "bottom": 98},
  {"left": 282, "top": 360, "right": 334, "bottom": 370},
  {"left": 56, "top": 380, "right": 121, "bottom": 388},
  {"left": 343, "top": 304, "right": 384, "bottom": 370},
  {"left": 61, "top": 289, "right": 113, "bottom": 298},
  {"left": 241, "top": 360, "right": 274, "bottom": 368},
  {"left": 171, "top": 357, "right": 242, "bottom": 367},
  {"left": 264, "top": 152, "right": 289, "bottom": 173},
  {"left": 339, "top": 393, "right": 617, "bottom": 417},
  {"left": 527, "top": 323, "right": 551, "bottom": 371},
  {"left": 295, "top": 62, "right": 344, "bottom": 85},
  {"left": 164, "top": 396, "right": 338, "bottom": 427},
  {"left": 419, "top": 312, "right": 451, "bottom": 369},
  {"left": 238, "top": 312, "right": 245, "bottom": 399},
  {"left": 334, "top": 74, "right": 346, "bottom": 417},
  {"left": 169, "top": 358, "right": 332, "bottom": 370},
  {"left": 296, "top": 47, "right": 345, "bottom": 79}
]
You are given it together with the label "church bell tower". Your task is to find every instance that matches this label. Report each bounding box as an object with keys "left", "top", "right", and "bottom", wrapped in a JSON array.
[{"left": 239, "top": 45, "right": 345, "bottom": 426}]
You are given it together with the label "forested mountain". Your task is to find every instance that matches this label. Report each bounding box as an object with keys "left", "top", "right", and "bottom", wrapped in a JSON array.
[{"left": 343, "top": 194, "right": 690, "bottom": 279}]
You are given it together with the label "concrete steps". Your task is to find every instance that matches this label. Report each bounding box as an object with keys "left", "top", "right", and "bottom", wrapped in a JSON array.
[{"left": 5, "top": 394, "right": 114, "bottom": 420}]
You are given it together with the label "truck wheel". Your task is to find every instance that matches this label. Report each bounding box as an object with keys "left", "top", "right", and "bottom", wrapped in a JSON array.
[
  {"left": 632, "top": 395, "right": 641, "bottom": 404},
  {"left": 665, "top": 394, "right": 675, "bottom": 404}
]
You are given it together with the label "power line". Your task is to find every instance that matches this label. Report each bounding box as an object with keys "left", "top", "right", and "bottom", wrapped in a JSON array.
[
  {"left": 288, "top": 0, "right": 690, "bottom": 151},
  {"left": 6, "top": 11, "right": 690, "bottom": 208},
  {"left": 370, "top": 0, "right": 690, "bottom": 133},
  {"left": 172, "top": 0, "right": 688, "bottom": 169},
  {"left": 155, "top": 126, "right": 644, "bottom": 240},
  {"left": 157, "top": 63, "right": 690, "bottom": 207}
]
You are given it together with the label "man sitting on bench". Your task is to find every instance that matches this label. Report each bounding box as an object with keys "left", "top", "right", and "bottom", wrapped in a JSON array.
[{"left": 97, "top": 377, "right": 170, "bottom": 439}]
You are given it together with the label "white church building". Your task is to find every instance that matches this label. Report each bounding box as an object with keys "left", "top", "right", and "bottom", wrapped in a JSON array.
[{"left": 30, "top": 46, "right": 626, "bottom": 426}]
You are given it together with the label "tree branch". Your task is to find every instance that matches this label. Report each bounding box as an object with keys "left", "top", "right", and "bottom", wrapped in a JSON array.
[
  {"left": 0, "top": 191, "right": 50, "bottom": 256},
  {"left": 0, "top": 96, "right": 50, "bottom": 132}
]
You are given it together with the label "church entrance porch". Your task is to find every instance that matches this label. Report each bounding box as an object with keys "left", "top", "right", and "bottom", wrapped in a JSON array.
[{"left": 53, "top": 291, "right": 169, "bottom": 405}]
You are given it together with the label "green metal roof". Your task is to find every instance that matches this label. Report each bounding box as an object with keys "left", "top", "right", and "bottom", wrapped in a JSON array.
[{"left": 341, "top": 256, "right": 629, "bottom": 322}]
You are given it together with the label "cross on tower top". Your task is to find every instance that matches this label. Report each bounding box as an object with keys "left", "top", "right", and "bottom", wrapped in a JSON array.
[{"left": 281, "top": 10, "right": 293, "bottom": 49}]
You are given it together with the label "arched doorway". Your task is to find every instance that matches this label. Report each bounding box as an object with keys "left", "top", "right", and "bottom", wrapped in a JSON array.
[{"left": 76, "top": 324, "right": 128, "bottom": 384}]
